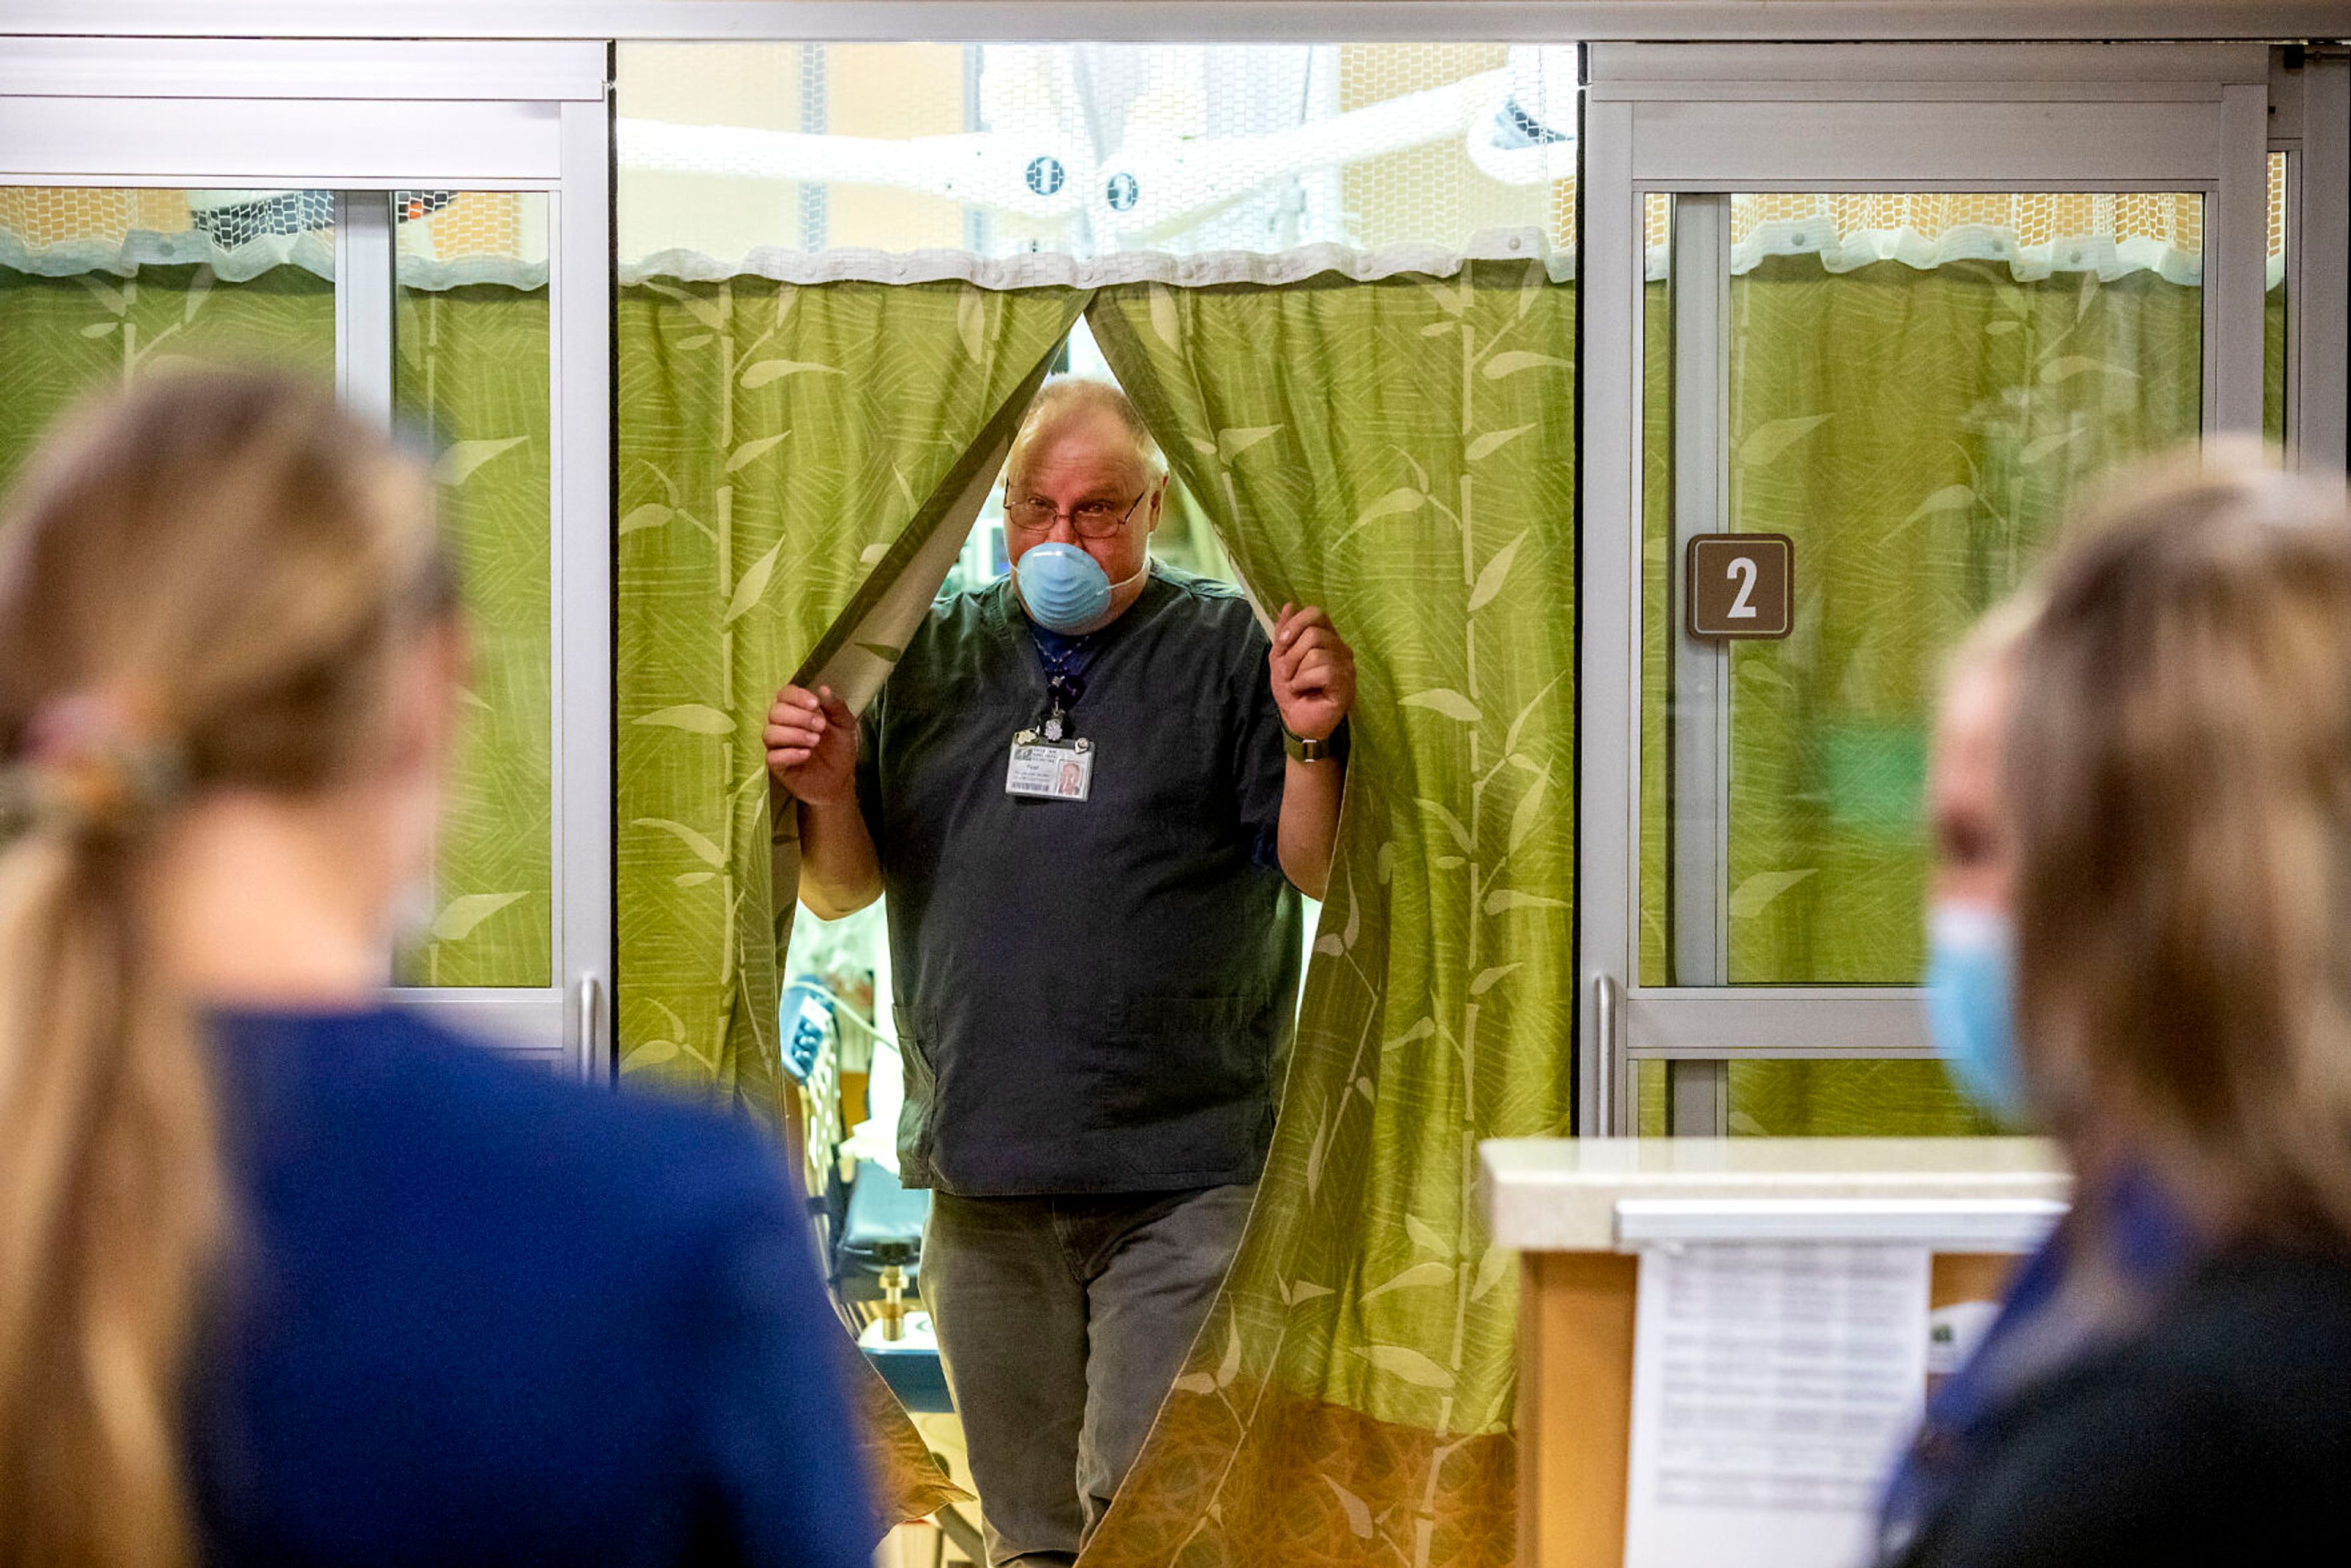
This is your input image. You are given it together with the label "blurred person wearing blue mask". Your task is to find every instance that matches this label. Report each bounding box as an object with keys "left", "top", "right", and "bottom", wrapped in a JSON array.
[
  {"left": 0, "top": 373, "right": 877, "bottom": 1568},
  {"left": 1921, "top": 600, "right": 2033, "bottom": 1127},
  {"left": 1876, "top": 449, "right": 2351, "bottom": 1567},
  {"left": 765, "top": 378, "right": 1355, "bottom": 1566}
]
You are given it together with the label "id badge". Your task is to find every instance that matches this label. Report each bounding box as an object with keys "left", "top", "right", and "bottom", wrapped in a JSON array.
[{"left": 1006, "top": 732, "right": 1095, "bottom": 801}]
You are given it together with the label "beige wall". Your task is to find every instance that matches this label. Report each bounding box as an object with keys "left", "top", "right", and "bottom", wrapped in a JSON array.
[
  {"left": 822, "top": 45, "right": 970, "bottom": 253},
  {"left": 620, "top": 43, "right": 975, "bottom": 264},
  {"left": 618, "top": 43, "right": 806, "bottom": 266}
]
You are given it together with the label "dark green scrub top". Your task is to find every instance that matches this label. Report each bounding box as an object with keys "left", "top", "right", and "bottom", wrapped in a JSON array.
[{"left": 858, "top": 566, "right": 1301, "bottom": 1196}]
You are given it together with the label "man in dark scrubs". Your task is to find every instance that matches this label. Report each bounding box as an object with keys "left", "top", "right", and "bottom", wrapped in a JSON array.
[{"left": 765, "top": 378, "right": 1354, "bottom": 1566}]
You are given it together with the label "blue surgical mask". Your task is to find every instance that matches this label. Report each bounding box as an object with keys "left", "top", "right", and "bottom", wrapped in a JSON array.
[
  {"left": 1925, "top": 902, "right": 2030, "bottom": 1124},
  {"left": 1013, "top": 542, "right": 1146, "bottom": 636}
]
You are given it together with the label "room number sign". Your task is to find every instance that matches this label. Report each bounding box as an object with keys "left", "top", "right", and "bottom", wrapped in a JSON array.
[{"left": 1685, "top": 534, "right": 1794, "bottom": 640}]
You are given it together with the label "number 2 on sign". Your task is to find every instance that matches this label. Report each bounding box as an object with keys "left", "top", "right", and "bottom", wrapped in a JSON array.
[
  {"left": 1726, "top": 555, "right": 1759, "bottom": 619},
  {"left": 1685, "top": 533, "right": 1791, "bottom": 640}
]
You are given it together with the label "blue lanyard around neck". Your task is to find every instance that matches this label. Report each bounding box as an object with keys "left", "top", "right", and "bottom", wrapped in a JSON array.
[{"left": 1027, "top": 626, "right": 1095, "bottom": 709}]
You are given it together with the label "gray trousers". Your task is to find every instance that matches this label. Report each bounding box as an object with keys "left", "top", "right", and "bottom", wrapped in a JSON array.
[{"left": 921, "top": 1184, "right": 1253, "bottom": 1567}]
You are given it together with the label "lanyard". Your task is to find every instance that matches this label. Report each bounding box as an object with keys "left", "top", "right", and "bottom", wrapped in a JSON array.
[{"left": 1028, "top": 632, "right": 1090, "bottom": 743}]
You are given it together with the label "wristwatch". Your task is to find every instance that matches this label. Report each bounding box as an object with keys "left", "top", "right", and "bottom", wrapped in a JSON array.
[{"left": 1283, "top": 724, "right": 1343, "bottom": 763}]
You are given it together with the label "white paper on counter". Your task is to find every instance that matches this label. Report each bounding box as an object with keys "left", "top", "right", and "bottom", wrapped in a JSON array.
[{"left": 1622, "top": 1241, "right": 1930, "bottom": 1568}]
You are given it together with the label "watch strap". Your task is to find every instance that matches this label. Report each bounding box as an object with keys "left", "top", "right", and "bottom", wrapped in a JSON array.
[{"left": 1283, "top": 720, "right": 1349, "bottom": 764}]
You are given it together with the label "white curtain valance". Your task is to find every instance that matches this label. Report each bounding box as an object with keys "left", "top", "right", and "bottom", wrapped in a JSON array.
[
  {"left": 629, "top": 219, "right": 2262, "bottom": 294},
  {"left": 621, "top": 228, "right": 1574, "bottom": 289},
  {"left": 0, "top": 189, "right": 547, "bottom": 291},
  {"left": 1641, "top": 189, "right": 2274, "bottom": 289},
  {"left": 1723, "top": 223, "right": 2207, "bottom": 287},
  {"left": 0, "top": 225, "right": 336, "bottom": 286}
]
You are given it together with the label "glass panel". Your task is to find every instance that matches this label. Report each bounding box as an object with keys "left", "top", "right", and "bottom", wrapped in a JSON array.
[
  {"left": 1629, "top": 1059, "right": 1993, "bottom": 1136},
  {"left": 1639, "top": 193, "right": 1674, "bottom": 987},
  {"left": 1726, "top": 1060, "right": 1997, "bottom": 1136},
  {"left": 615, "top": 43, "right": 1577, "bottom": 268},
  {"left": 1634, "top": 1059, "right": 1668, "bottom": 1137},
  {"left": 392, "top": 192, "right": 553, "bottom": 988},
  {"left": 0, "top": 187, "right": 336, "bottom": 490},
  {"left": 1644, "top": 191, "right": 2205, "bottom": 991},
  {"left": 2267, "top": 151, "right": 2289, "bottom": 449}
]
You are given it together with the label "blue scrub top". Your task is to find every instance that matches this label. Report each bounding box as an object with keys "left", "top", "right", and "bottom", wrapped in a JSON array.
[{"left": 191, "top": 1005, "right": 879, "bottom": 1567}]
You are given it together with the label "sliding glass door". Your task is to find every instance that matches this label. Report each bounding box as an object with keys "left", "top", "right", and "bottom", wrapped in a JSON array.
[
  {"left": 0, "top": 41, "right": 613, "bottom": 1077},
  {"left": 1580, "top": 43, "right": 2290, "bottom": 1134}
]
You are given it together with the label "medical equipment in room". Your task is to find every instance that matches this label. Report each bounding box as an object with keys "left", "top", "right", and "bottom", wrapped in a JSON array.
[
  {"left": 878, "top": 1259, "right": 911, "bottom": 1341},
  {"left": 778, "top": 981, "right": 950, "bottom": 1405},
  {"left": 782, "top": 981, "right": 835, "bottom": 1084},
  {"left": 837, "top": 1157, "right": 931, "bottom": 1330},
  {"left": 838, "top": 1158, "right": 975, "bottom": 1568},
  {"left": 615, "top": 45, "right": 1575, "bottom": 253}
]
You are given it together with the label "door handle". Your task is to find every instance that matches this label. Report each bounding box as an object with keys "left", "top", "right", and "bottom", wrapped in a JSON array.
[
  {"left": 1592, "top": 972, "right": 1622, "bottom": 1136},
  {"left": 575, "top": 971, "right": 606, "bottom": 1084}
]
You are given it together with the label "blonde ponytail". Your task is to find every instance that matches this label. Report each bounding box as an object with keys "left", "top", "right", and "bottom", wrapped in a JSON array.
[
  {"left": 0, "top": 371, "right": 449, "bottom": 1568},
  {"left": 0, "top": 825, "right": 222, "bottom": 1568}
]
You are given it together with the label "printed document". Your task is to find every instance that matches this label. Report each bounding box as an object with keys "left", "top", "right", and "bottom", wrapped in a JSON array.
[{"left": 1623, "top": 1242, "right": 1930, "bottom": 1568}]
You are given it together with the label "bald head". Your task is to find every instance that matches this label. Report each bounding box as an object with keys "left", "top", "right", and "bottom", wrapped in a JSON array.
[{"left": 1007, "top": 378, "right": 1166, "bottom": 492}]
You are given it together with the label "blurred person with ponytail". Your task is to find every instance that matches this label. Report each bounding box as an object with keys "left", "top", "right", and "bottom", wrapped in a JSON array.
[
  {"left": 0, "top": 372, "right": 876, "bottom": 1568},
  {"left": 1877, "top": 447, "right": 2351, "bottom": 1566}
]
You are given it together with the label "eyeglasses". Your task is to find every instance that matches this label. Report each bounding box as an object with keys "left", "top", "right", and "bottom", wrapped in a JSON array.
[{"left": 1003, "top": 490, "right": 1147, "bottom": 540}]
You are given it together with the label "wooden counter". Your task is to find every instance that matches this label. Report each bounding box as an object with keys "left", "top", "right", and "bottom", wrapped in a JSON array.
[{"left": 1480, "top": 1138, "right": 2070, "bottom": 1568}]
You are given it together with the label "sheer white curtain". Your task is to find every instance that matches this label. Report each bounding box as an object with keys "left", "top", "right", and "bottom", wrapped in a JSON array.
[{"left": 0, "top": 187, "right": 546, "bottom": 289}]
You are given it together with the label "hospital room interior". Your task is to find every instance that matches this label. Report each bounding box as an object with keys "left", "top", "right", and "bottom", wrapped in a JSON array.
[{"left": 3, "top": 6, "right": 2349, "bottom": 1567}]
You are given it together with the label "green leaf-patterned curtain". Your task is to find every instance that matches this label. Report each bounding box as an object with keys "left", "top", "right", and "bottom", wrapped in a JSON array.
[
  {"left": 1079, "top": 262, "right": 1575, "bottom": 1568},
  {"left": 393, "top": 285, "right": 553, "bottom": 989},
  {"left": 0, "top": 263, "right": 554, "bottom": 991},
  {"left": 613, "top": 276, "right": 1084, "bottom": 1117},
  {"left": 615, "top": 276, "right": 1085, "bottom": 1529},
  {"left": 0, "top": 262, "right": 333, "bottom": 483}
]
